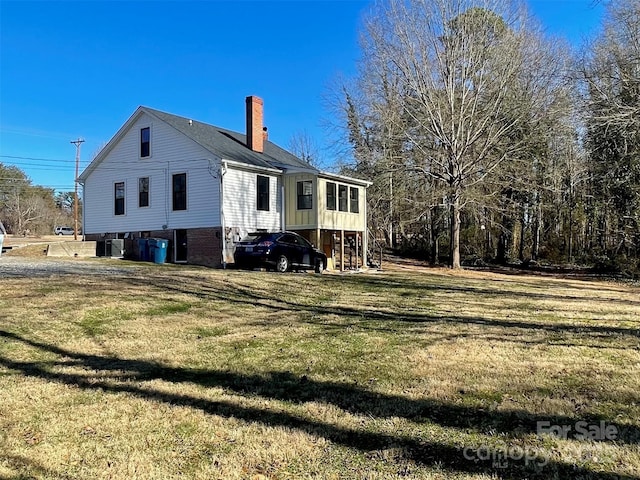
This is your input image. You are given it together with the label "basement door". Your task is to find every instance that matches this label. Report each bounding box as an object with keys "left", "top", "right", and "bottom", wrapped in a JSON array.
[{"left": 175, "top": 229, "right": 188, "bottom": 263}]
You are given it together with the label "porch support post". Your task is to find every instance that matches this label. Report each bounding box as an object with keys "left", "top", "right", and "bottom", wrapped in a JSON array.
[
  {"left": 355, "top": 232, "right": 359, "bottom": 270},
  {"left": 362, "top": 230, "right": 367, "bottom": 269},
  {"left": 340, "top": 229, "right": 345, "bottom": 272}
]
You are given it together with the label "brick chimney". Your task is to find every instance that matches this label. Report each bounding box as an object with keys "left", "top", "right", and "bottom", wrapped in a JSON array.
[{"left": 246, "top": 95, "right": 264, "bottom": 153}]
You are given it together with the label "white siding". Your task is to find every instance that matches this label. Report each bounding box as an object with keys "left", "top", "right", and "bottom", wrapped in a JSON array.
[
  {"left": 222, "top": 165, "right": 282, "bottom": 240},
  {"left": 83, "top": 112, "right": 221, "bottom": 234}
]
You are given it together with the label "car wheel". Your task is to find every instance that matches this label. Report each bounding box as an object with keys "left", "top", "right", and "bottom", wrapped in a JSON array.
[
  {"left": 57, "top": 233, "right": 62, "bottom": 236},
  {"left": 276, "top": 255, "right": 289, "bottom": 273},
  {"left": 315, "top": 258, "right": 325, "bottom": 274}
]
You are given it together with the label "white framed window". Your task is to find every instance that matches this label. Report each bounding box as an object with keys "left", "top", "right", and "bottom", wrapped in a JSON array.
[
  {"left": 338, "top": 184, "right": 348, "bottom": 212},
  {"left": 257, "top": 175, "right": 270, "bottom": 211},
  {"left": 350, "top": 187, "right": 359, "bottom": 213},
  {"left": 114, "top": 181, "right": 125, "bottom": 216},
  {"left": 138, "top": 177, "right": 149, "bottom": 207},
  {"left": 326, "top": 182, "right": 336, "bottom": 211},
  {"left": 140, "top": 126, "right": 151, "bottom": 158},
  {"left": 297, "top": 180, "right": 312, "bottom": 210},
  {"left": 172, "top": 173, "right": 187, "bottom": 211}
]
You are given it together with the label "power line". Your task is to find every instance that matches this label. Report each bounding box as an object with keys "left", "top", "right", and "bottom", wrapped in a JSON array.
[
  {"left": 0, "top": 183, "right": 76, "bottom": 189},
  {"left": 1, "top": 155, "right": 76, "bottom": 163},
  {"left": 0, "top": 164, "right": 82, "bottom": 172},
  {"left": 0, "top": 177, "right": 77, "bottom": 183},
  {"left": 0, "top": 155, "right": 89, "bottom": 173},
  {"left": 0, "top": 126, "right": 79, "bottom": 140},
  {"left": 1, "top": 155, "right": 221, "bottom": 172}
]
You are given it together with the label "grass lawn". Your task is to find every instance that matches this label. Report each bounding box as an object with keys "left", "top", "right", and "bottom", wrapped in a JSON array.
[{"left": 0, "top": 258, "right": 639, "bottom": 479}]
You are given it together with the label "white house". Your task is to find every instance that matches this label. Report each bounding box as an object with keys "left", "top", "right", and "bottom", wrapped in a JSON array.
[{"left": 78, "top": 96, "right": 371, "bottom": 269}]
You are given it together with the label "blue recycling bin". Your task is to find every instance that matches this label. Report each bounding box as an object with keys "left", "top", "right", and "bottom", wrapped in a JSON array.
[
  {"left": 138, "top": 238, "right": 150, "bottom": 261},
  {"left": 153, "top": 238, "right": 168, "bottom": 264},
  {"left": 147, "top": 238, "right": 157, "bottom": 261}
]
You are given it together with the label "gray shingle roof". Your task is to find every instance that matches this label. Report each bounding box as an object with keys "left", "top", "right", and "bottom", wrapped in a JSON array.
[{"left": 144, "top": 107, "right": 317, "bottom": 172}]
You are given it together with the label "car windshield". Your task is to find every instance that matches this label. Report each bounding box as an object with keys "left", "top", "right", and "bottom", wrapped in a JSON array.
[{"left": 240, "top": 233, "right": 275, "bottom": 244}]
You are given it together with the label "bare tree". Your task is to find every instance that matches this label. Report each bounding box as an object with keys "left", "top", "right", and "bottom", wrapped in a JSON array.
[
  {"left": 583, "top": 0, "right": 640, "bottom": 262},
  {"left": 4, "top": 187, "right": 52, "bottom": 235},
  {"left": 583, "top": 0, "right": 640, "bottom": 135},
  {"left": 355, "top": 0, "right": 563, "bottom": 268},
  {"left": 288, "top": 130, "right": 324, "bottom": 168},
  {"left": 340, "top": 63, "right": 418, "bottom": 249},
  {"left": 0, "top": 163, "right": 59, "bottom": 235}
]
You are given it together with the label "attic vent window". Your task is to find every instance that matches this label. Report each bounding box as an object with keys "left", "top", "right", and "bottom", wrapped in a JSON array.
[{"left": 140, "top": 127, "right": 150, "bottom": 157}]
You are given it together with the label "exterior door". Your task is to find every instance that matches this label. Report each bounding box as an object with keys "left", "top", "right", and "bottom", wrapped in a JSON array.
[{"left": 175, "top": 229, "right": 187, "bottom": 263}]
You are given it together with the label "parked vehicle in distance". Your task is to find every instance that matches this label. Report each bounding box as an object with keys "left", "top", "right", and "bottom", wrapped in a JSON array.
[
  {"left": 54, "top": 226, "right": 75, "bottom": 235},
  {"left": 234, "top": 231, "right": 327, "bottom": 273}
]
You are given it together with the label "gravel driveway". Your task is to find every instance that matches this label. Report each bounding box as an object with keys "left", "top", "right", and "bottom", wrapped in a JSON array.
[{"left": 0, "top": 256, "right": 137, "bottom": 279}]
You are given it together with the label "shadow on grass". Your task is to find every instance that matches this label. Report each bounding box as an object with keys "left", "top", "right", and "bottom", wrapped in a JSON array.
[
  {"left": 1, "top": 330, "right": 638, "bottom": 480},
  {"left": 0, "top": 455, "right": 77, "bottom": 480},
  {"left": 141, "top": 272, "right": 640, "bottom": 341},
  {"left": 323, "top": 273, "right": 640, "bottom": 309}
]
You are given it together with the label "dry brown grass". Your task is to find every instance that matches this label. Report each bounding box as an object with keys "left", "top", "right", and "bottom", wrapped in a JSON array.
[
  {"left": 2, "top": 243, "right": 49, "bottom": 257},
  {"left": 0, "top": 258, "right": 638, "bottom": 479}
]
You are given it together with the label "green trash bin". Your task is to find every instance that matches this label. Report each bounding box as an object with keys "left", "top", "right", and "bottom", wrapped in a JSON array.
[{"left": 153, "top": 238, "right": 168, "bottom": 264}]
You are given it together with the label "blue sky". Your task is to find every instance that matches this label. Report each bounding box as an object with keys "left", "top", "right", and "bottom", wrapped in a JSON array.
[{"left": 1, "top": 0, "right": 604, "bottom": 193}]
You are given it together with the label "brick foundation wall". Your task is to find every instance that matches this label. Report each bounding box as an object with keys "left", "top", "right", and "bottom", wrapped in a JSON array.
[
  {"left": 85, "top": 228, "right": 223, "bottom": 267},
  {"left": 187, "top": 227, "right": 223, "bottom": 267}
]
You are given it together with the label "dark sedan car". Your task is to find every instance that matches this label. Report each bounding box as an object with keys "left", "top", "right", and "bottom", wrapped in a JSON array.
[{"left": 233, "top": 231, "right": 327, "bottom": 273}]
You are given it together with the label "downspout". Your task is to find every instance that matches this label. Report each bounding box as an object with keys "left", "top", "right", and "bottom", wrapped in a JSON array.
[
  {"left": 281, "top": 178, "right": 286, "bottom": 231},
  {"left": 220, "top": 161, "right": 228, "bottom": 268},
  {"left": 79, "top": 181, "right": 86, "bottom": 241},
  {"left": 363, "top": 187, "right": 367, "bottom": 268}
]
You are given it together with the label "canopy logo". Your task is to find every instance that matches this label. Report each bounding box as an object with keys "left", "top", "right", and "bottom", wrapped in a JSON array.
[{"left": 462, "top": 443, "right": 548, "bottom": 469}]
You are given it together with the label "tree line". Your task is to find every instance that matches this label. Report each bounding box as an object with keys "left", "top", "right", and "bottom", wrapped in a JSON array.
[
  {"left": 0, "top": 163, "right": 79, "bottom": 236},
  {"left": 334, "top": 0, "right": 639, "bottom": 274}
]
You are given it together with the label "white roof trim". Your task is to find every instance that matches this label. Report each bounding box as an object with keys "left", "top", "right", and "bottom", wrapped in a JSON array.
[
  {"left": 78, "top": 106, "right": 148, "bottom": 181},
  {"left": 222, "top": 158, "right": 283, "bottom": 174},
  {"left": 317, "top": 171, "right": 372, "bottom": 187}
]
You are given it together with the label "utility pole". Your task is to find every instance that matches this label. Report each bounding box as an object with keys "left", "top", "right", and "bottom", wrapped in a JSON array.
[{"left": 70, "top": 138, "right": 85, "bottom": 241}]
